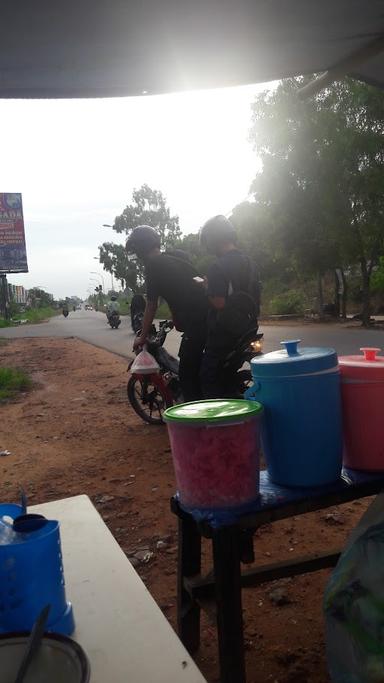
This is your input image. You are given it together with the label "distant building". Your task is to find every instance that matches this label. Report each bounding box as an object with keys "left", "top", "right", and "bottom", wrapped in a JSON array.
[{"left": 8, "top": 283, "right": 28, "bottom": 304}]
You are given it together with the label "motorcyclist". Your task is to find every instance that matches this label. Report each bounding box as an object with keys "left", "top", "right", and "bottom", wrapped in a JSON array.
[
  {"left": 126, "top": 226, "right": 208, "bottom": 402},
  {"left": 130, "top": 293, "right": 146, "bottom": 333},
  {"left": 106, "top": 293, "right": 120, "bottom": 321},
  {"left": 199, "top": 215, "right": 260, "bottom": 398},
  {"left": 62, "top": 302, "right": 69, "bottom": 317}
]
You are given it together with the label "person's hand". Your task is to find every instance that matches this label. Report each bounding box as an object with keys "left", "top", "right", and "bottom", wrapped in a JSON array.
[{"left": 133, "top": 335, "right": 145, "bottom": 351}]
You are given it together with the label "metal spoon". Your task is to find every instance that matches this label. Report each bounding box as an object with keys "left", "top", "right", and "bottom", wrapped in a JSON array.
[{"left": 14, "top": 605, "right": 50, "bottom": 683}]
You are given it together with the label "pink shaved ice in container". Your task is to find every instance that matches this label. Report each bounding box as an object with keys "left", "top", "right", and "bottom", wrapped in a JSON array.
[{"left": 164, "top": 399, "right": 263, "bottom": 510}]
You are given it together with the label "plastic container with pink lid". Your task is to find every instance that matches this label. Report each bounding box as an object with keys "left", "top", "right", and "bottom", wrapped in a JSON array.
[
  {"left": 164, "top": 399, "right": 263, "bottom": 514},
  {"left": 339, "top": 347, "right": 384, "bottom": 471}
]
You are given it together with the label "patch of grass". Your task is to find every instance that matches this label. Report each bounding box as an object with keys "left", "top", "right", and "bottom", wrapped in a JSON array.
[
  {"left": 1, "top": 306, "right": 59, "bottom": 327},
  {"left": 12, "top": 306, "right": 58, "bottom": 324},
  {"left": 0, "top": 367, "right": 32, "bottom": 401},
  {"left": 117, "top": 300, "right": 131, "bottom": 316},
  {"left": 156, "top": 300, "right": 172, "bottom": 319}
]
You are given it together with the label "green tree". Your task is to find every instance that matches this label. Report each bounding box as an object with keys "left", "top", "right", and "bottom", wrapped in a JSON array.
[
  {"left": 372, "top": 257, "right": 384, "bottom": 292},
  {"left": 99, "top": 184, "right": 181, "bottom": 291},
  {"left": 230, "top": 200, "right": 282, "bottom": 280},
  {"left": 28, "top": 287, "right": 54, "bottom": 308},
  {"left": 98, "top": 242, "right": 138, "bottom": 291},
  {"left": 177, "top": 232, "right": 212, "bottom": 274},
  {"left": 249, "top": 77, "right": 384, "bottom": 324}
]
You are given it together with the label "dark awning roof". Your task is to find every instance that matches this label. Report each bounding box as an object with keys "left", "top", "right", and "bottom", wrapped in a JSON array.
[{"left": 1, "top": 0, "right": 384, "bottom": 98}]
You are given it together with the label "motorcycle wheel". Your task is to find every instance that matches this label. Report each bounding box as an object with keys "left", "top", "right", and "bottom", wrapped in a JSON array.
[{"left": 127, "top": 376, "right": 172, "bottom": 425}]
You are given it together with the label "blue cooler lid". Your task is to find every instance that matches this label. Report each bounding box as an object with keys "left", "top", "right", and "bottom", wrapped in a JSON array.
[{"left": 251, "top": 339, "right": 338, "bottom": 377}]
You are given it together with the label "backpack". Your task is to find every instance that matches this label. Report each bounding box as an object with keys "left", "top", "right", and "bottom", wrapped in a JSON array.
[
  {"left": 215, "top": 256, "right": 261, "bottom": 339},
  {"left": 162, "top": 253, "right": 207, "bottom": 332}
]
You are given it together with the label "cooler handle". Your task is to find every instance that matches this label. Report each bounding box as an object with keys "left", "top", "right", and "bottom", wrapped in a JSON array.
[
  {"left": 281, "top": 339, "right": 301, "bottom": 356},
  {"left": 360, "top": 347, "right": 381, "bottom": 362},
  {"left": 244, "top": 381, "right": 260, "bottom": 399}
]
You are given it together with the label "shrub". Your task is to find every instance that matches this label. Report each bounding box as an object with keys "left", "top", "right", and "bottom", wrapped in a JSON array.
[
  {"left": 269, "top": 290, "right": 305, "bottom": 315},
  {"left": 0, "top": 367, "right": 31, "bottom": 401}
]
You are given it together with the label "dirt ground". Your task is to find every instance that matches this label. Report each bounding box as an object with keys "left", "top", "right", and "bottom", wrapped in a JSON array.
[{"left": 0, "top": 337, "right": 371, "bottom": 683}]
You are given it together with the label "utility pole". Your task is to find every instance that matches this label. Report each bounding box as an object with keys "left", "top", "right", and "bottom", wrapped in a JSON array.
[
  {"left": 0, "top": 273, "right": 9, "bottom": 320},
  {"left": 100, "top": 226, "right": 115, "bottom": 293},
  {"left": 90, "top": 271, "right": 105, "bottom": 292},
  {"left": 93, "top": 258, "right": 113, "bottom": 293}
]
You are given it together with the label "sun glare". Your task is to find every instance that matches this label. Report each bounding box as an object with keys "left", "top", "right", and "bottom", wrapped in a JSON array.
[{"left": 0, "top": 83, "right": 268, "bottom": 296}]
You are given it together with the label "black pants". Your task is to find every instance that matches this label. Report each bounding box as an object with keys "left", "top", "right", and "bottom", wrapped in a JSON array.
[
  {"left": 200, "top": 329, "right": 238, "bottom": 399},
  {"left": 200, "top": 348, "right": 230, "bottom": 399},
  {"left": 178, "top": 330, "right": 206, "bottom": 402}
]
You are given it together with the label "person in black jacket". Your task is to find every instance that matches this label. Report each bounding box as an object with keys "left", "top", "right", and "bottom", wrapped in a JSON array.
[
  {"left": 126, "top": 226, "right": 208, "bottom": 402},
  {"left": 199, "top": 215, "right": 260, "bottom": 398}
]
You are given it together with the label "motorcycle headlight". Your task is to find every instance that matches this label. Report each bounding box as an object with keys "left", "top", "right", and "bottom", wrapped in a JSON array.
[{"left": 250, "top": 339, "right": 263, "bottom": 353}]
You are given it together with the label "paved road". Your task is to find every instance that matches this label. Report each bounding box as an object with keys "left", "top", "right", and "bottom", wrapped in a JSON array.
[
  {"left": 0, "top": 309, "right": 181, "bottom": 359},
  {"left": 1, "top": 308, "right": 383, "bottom": 358}
]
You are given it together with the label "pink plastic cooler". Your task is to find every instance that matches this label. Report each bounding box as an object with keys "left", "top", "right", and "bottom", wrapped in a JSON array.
[
  {"left": 339, "top": 347, "right": 384, "bottom": 471},
  {"left": 164, "top": 399, "right": 263, "bottom": 511}
]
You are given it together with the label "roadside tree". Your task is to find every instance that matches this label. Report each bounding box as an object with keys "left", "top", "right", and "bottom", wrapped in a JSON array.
[
  {"left": 248, "top": 77, "right": 384, "bottom": 324},
  {"left": 99, "top": 184, "right": 181, "bottom": 291}
]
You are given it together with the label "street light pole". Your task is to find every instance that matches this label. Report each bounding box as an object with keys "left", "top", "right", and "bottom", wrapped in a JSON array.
[
  {"left": 89, "top": 278, "right": 103, "bottom": 311},
  {"left": 100, "top": 226, "right": 115, "bottom": 291},
  {"left": 90, "top": 271, "right": 105, "bottom": 291},
  {"left": 93, "top": 257, "right": 114, "bottom": 291}
]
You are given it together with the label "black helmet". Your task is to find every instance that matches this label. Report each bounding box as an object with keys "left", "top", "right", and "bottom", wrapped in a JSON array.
[
  {"left": 199, "top": 215, "right": 237, "bottom": 253},
  {"left": 110, "top": 294, "right": 117, "bottom": 301},
  {"left": 125, "top": 226, "right": 161, "bottom": 259}
]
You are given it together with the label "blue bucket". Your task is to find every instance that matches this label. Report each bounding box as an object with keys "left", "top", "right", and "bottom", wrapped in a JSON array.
[
  {"left": 246, "top": 340, "right": 343, "bottom": 487},
  {"left": 0, "top": 504, "right": 74, "bottom": 635}
]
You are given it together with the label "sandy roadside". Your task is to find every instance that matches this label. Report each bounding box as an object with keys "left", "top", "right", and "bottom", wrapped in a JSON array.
[{"left": 0, "top": 337, "right": 370, "bottom": 683}]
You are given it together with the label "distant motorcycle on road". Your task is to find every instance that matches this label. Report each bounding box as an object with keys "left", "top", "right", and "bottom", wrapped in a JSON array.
[
  {"left": 62, "top": 308, "right": 69, "bottom": 318},
  {"left": 127, "top": 319, "right": 263, "bottom": 424},
  {"left": 107, "top": 311, "right": 121, "bottom": 329}
]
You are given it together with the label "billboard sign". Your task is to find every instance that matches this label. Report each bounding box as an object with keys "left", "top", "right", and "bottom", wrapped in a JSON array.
[{"left": 0, "top": 193, "right": 28, "bottom": 273}]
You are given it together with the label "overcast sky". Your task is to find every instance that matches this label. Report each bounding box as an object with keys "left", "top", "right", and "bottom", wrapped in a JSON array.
[{"left": 0, "top": 83, "right": 269, "bottom": 299}]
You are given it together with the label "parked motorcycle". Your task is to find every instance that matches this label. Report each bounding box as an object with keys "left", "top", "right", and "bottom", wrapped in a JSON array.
[
  {"left": 108, "top": 311, "right": 121, "bottom": 329},
  {"left": 127, "top": 320, "right": 263, "bottom": 425}
]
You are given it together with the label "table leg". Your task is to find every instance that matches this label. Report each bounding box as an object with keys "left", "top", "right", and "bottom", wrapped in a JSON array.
[
  {"left": 213, "top": 527, "right": 246, "bottom": 683},
  {"left": 177, "top": 515, "right": 202, "bottom": 653}
]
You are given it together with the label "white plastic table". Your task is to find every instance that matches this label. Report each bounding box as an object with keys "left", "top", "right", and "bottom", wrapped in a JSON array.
[{"left": 31, "top": 495, "right": 207, "bottom": 683}]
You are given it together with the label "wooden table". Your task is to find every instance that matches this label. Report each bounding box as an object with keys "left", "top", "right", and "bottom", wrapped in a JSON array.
[
  {"left": 31, "top": 495, "right": 207, "bottom": 683},
  {"left": 171, "top": 469, "right": 384, "bottom": 683}
]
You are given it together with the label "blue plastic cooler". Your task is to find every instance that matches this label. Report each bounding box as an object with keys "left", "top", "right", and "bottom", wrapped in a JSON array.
[
  {"left": 0, "top": 503, "right": 74, "bottom": 635},
  {"left": 246, "top": 340, "right": 342, "bottom": 487}
]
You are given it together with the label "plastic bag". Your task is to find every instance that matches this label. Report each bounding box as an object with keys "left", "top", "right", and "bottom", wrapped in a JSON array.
[
  {"left": 324, "top": 492, "right": 384, "bottom": 683},
  {"left": 130, "top": 347, "right": 160, "bottom": 375}
]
